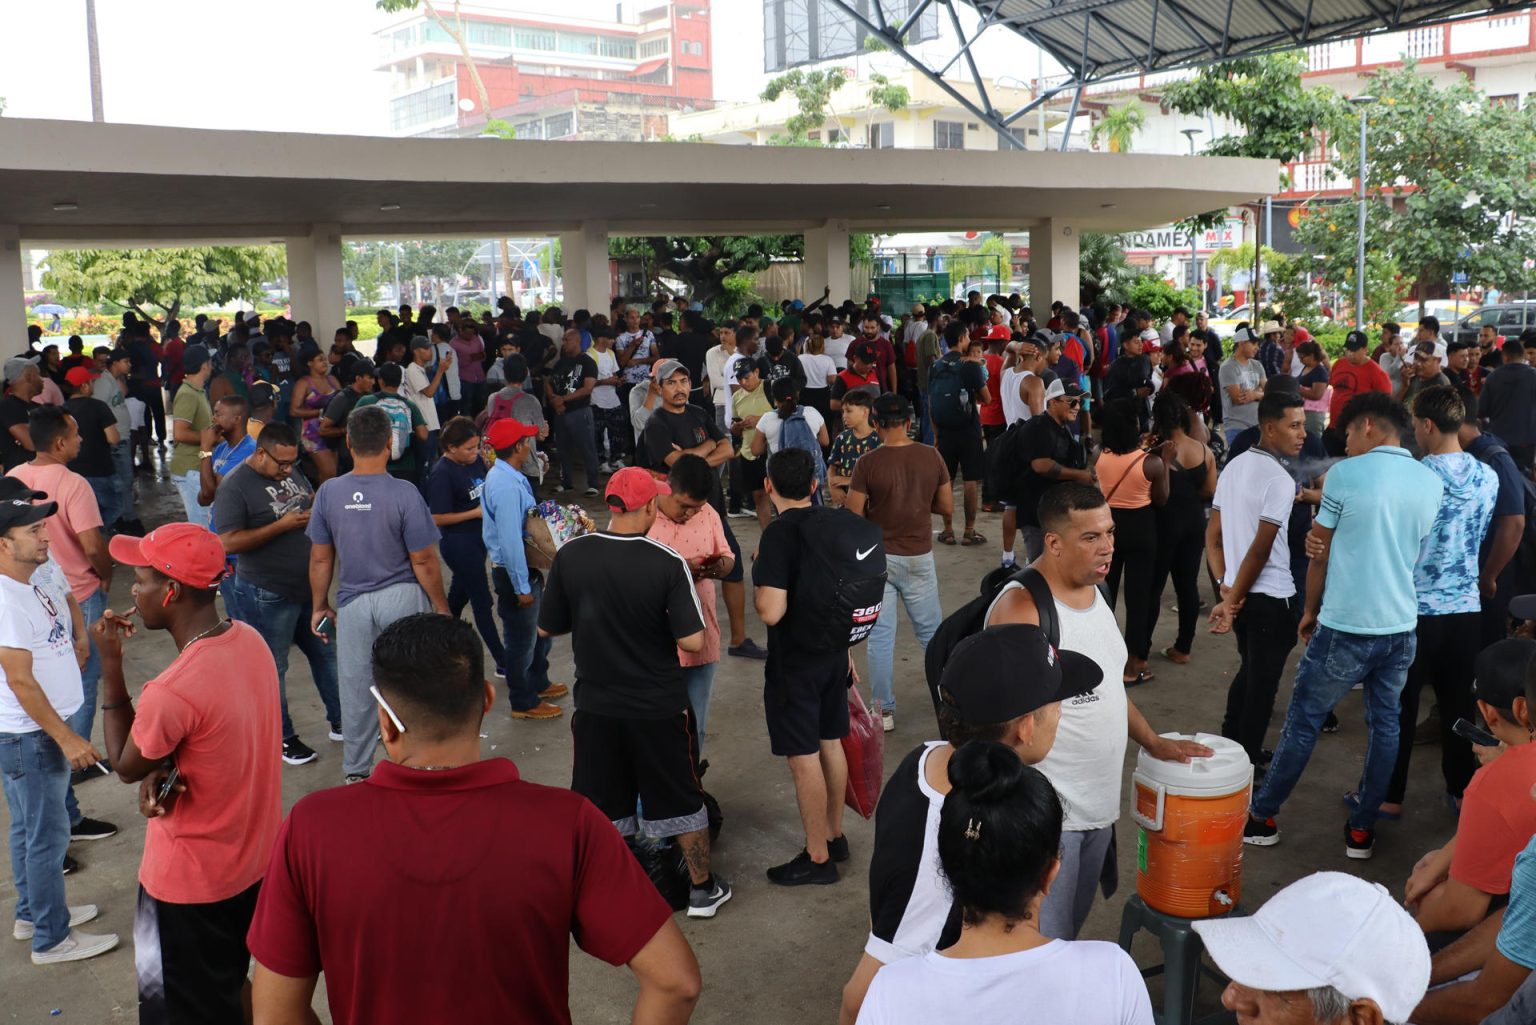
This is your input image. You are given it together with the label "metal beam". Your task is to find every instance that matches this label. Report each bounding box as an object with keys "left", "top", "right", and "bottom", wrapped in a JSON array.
[
  {"left": 999, "top": 79, "right": 1083, "bottom": 126},
  {"left": 899, "top": 0, "right": 938, "bottom": 36},
  {"left": 1003, "top": 0, "right": 1145, "bottom": 29},
  {"left": 945, "top": 1, "right": 998, "bottom": 115},
  {"left": 1059, "top": 82, "right": 1084, "bottom": 151},
  {"left": 936, "top": 0, "right": 1003, "bottom": 82}
]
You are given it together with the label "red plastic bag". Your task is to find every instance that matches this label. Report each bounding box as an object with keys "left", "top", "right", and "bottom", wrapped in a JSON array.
[{"left": 842, "top": 674, "right": 885, "bottom": 819}]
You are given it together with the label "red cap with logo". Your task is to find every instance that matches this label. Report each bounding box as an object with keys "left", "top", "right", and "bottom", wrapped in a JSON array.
[
  {"left": 109, "top": 522, "right": 228, "bottom": 588},
  {"left": 486, "top": 418, "right": 538, "bottom": 450},
  {"left": 605, "top": 466, "right": 670, "bottom": 512}
]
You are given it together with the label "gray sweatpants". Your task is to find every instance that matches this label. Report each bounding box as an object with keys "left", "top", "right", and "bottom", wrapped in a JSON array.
[
  {"left": 1038, "top": 825, "right": 1113, "bottom": 940},
  {"left": 337, "top": 581, "right": 432, "bottom": 778}
]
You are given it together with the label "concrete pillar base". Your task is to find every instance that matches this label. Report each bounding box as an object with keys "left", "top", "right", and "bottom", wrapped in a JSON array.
[
  {"left": 1029, "top": 220, "right": 1081, "bottom": 313},
  {"left": 286, "top": 223, "right": 345, "bottom": 342},
  {"left": 0, "top": 226, "right": 26, "bottom": 345},
  {"left": 558, "top": 222, "right": 611, "bottom": 314},
  {"left": 804, "top": 220, "right": 851, "bottom": 305}
]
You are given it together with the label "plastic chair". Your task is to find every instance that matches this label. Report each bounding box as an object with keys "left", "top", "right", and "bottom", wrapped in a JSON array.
[{"left": 1117, "top": 893, "right": 1242, "bottom": 1025}]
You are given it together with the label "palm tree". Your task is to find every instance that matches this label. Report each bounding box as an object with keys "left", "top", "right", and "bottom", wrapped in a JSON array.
[{"left": 1090, "top": 101, "right": 1145, "bottom": 153}]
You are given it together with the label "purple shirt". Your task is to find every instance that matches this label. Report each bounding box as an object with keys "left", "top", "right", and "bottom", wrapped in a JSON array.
[{"left": 450, "top": 335, "right": 487, "bottom": 384}]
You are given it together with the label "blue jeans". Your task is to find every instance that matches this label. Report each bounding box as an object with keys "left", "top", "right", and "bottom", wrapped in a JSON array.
[
  {"left": 64, "top": 589, "right": 106, "bottom": 827},
  {"left": 441, "top": 534, "right": 507, "bottom": 671},
  {"left": 867, "top": 552, "right": 944, "bottom": 713},
  {"left": 1253, "top": 623, "right": 1416, "bottom": 830},
  {"left": 683, "top": 663, "right": 717, "bottom": 751},
  {"left": 111, "top": 440, "right": 136, "bottom": 521},
  {"left": 172, "top": 469, "right": 211, "bottom": 528},
  {"left": 1, "top": 729, "right": 73, "bottom": 952},
  {"left": 492, "top": 568, "right": 550, "bottom": 711},
  {"left": 226, "top": 575, "right": 341, "bottom": 740},
  {"left": 84, "top": 475, "right": 119, "bottom": 533},
  {"left": 1223, "top": 426, "right": 1247, "bottom": 448}
]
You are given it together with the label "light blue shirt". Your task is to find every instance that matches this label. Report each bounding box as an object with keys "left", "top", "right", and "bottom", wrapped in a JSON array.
[
  {"left": 1414, "top": 453, "right": 1496, "bottom": 616},
  {"left": 1498, "top": 834, "right": 1536, "bottom": 970},
  {"left": 480, "top": 459, "right": 535, "bottom": 594},
  {"left": 1315, "top": 445, "right": 1442, "bottom": 635}
]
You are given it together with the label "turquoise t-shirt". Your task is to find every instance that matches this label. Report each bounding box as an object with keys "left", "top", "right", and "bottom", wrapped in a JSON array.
[
  {"left": 1315, "top": 445, "right": 1442, "bottom": 635},
  {"left": 1498, "top": 835, "right": 1536, "bottom": 970}
]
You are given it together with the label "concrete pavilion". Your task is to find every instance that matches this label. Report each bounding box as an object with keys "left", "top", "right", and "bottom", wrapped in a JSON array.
[{"left": 0, "top": 117, "right": 1276, "bottom": 331}]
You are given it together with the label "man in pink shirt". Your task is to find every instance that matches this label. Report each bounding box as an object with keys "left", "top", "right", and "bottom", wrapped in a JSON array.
[
  {"left": 96, "top": 522, "right": 282, "bottom": 1023},
  {"left": 7, "top": 404, "right": 118, "bottom": 843}
]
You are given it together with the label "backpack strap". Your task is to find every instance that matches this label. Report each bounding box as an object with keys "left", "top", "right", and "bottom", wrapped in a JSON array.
[
  {"left": 1016, "top": 567, "right": 1062, "bottom": 649},
  {"left": 1102, "top": 449, "right": 1151, "bottom": 504}
]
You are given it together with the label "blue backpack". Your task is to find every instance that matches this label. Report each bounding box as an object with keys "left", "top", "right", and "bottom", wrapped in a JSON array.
[
  {"left": 780, "top": 407, "right": 828, "bottom": 506},
  {"left": 927, "top": 355, "right": 972, "bottom": 430}
]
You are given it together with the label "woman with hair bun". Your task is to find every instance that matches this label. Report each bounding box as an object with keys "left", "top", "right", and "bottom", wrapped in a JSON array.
[{"left": 856, "top": 741, "right": 1153, "bottom": 1025}]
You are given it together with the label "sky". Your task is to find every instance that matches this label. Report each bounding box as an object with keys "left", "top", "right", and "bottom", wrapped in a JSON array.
[{"left": 0, "top": 0, "right": 1044, "bottom": 134}]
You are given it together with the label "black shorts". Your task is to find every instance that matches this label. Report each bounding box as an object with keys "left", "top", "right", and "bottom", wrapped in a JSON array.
[
  {"left": 764, "top": 651, "right": 851, "bottom": 757},
  {"left": 740, "top": 453, "right": 767, "bottom": 494},
  {"left": 572, "top": 709, "right": 708, "bottom": 839},
  {"left": 935, "top": 427, "right": 985, "bottom": 481},
  {"left": 136, "top": 881, "right": 260, "bottom": 1025}
]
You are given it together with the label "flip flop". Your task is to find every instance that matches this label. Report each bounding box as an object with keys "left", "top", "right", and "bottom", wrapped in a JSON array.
[
  {"left": 937, "top": 530, "right": 957, "bottom": 545},
  {"left": 1123, "top": 670, "right": 1155, "bottom": 687},
  {"left": 1342, "top": 791, "right": 1403, "bottom": 821},
  {"left": 960, "top": 532, "right": 988, "bottom": 546},
  {"left": 1161, "top": 646, "right": 1190, "bottom": 665}
]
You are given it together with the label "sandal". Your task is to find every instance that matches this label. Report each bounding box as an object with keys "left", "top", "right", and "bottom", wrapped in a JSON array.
[
  {"left": 1161, "top": 646, "right": 1190, "bottom": 665},
  {"left": 937, "top": 529, "right": 957, "bottom": 545},
  {"left": 960, "top": 531, "right": 988, "bottom": 546},
  {"left": 1123, "top": 670, "right": 1155, "bottom": 687}
]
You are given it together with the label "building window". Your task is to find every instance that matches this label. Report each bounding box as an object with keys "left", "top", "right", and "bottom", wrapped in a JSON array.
[
  {"left": 640, "top": 38, "right": 669, "bottom": 57},
  {"left": 515, "top": 119, "right": 544, "bottom": 139},
  {"left": 515, "top": 27, "right": 556, "bottom": 51},
  {"left": 763, "top": 0, "right": 939, "bottom": 72},
  {"left": 934, "top": 120, "right": 965, "bottom": 150},
  {"left": 680, "top": 39, "right": 704, "bottom": 55},
  {"left": 558, "top": 31, "right": 599, "bottom": 55},
  {"left": 868, "top": 121, "right": 894, "bottom": 148},
  {"left": 545, "top": 112, "right": 575, "bottom": 138},
  {"left": 600, "top": 37, "right": 637, "bottom": 59},
  {"left": 468, "top": 21, "right": 512, "bottom": 47},
  {"left": 1489, "top": 93, "right": 1520, "bottom": 108},
  {"left": 390, "top": 80, "right": 457, "bottom": 132},
  {"left": 827, "top": 127, "right": 846, "bottom": 144}
]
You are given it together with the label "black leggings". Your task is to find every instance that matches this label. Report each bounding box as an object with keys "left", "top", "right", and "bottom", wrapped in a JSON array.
[
  {"left": 440, "top": 533, "right": 507, "bottom": 670},
  {"left": 1149, "top": 509, "right": 1206, "bottom": 655},
  {"left": 1388, "top": 611, "right": 1480, "bottom": 803},
  {"left": 1105, "top": 504, "right": 1158, "bottom": 661}
]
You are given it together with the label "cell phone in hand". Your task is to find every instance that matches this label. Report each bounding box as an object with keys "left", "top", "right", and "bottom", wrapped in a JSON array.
[
  {"left": 1452, "top": 717, "right": 1498, "bottom": 748},
  {"left": 156, "top": 765, "right": 181, "bottom": 806}
]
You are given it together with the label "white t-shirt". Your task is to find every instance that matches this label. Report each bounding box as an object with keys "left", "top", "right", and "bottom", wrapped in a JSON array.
[
  {"left": 434, "top": 341, "right": 462, "bottom": 401},
  {"left": 1000, "top": 367, "right": 1035, "bottom": 425},
  {"left": 0, "top": 563, "right": 83, "bottom": 733},
  {"left": 704, "top": 345, "right": 732, "bottom": 407},
  {"left": 986, "top": 584, "right": 1128, "bottom": 830},
  {"left": 1212, "top": 448, "right": 1297, "bottom": 599},
  {"left": 799, "top": 353, "right": 837, "bottom": 390},
  {"left": 857, "top": 940, "right": 1153, "bottom": 1025},
  {"left": 825, "top": 334, "right": 853, "bottom": 370},
  {"left": 591, "top": 348, "right": 622, "bottom": 409},
  {"left": 756, "top": 406, "right": 826, "bottom": 454},
  {"left": 722, "top": 352, "right": 749, "bottom": 397},
  {"left": 402, "top": 361, "right": 441, "bottom": 431}
]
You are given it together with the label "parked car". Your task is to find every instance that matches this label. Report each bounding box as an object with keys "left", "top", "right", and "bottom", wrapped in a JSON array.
[{"left": 1444, "top": 302, "right": 1536, "bottom": 345}]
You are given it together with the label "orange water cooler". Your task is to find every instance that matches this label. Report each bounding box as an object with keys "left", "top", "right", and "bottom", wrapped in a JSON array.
[{"left": 1130, "top": 733, "right": 1252, "bottom": 919}]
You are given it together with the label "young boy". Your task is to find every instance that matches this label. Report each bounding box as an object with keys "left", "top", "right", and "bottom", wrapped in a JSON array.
[{"left": 826, "top": 389, "right": 880, "bottom": 506}]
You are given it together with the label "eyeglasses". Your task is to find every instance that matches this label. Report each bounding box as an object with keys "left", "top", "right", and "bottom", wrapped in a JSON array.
[
  {"left": 260, "top": 450, "right": 297, "bottom": 472},
  {"left": 370, "top": 685, "right": 407, "bottom": 734}
]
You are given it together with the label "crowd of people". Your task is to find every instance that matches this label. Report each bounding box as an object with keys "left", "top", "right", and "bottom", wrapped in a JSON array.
[{"left": 2, "top": 289, "right": 1535, "bottom": 1025}]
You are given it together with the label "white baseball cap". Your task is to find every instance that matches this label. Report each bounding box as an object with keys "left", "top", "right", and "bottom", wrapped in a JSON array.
[
  {"left": 1416, "top": 339, "right": 1448, "bottom": 362},
  {"left": 1192, "top": 872, "right": 1430, "bottom": 1023},
  {"left": 1231, "top": 326, "right": 1257, "bottom": 344}
]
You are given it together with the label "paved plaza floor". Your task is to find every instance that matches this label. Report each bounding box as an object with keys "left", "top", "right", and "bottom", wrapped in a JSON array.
[{"left": 0, "top": 465, "right": 1457, "bottom": 1023}]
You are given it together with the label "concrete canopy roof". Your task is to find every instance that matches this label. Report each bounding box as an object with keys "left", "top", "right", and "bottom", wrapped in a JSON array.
[{"left": 0, "top": 119, "right": 1275, "bottom": 247}]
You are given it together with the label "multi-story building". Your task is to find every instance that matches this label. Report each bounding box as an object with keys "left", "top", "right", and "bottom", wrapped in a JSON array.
[{"left": 377, "top": 1, "right": 714, "bottom": 139}]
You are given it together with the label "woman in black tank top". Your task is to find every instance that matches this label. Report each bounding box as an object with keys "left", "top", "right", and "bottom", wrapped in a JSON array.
[{"left": 1148, "top": 392, "right": 1217, "bottom": 664}]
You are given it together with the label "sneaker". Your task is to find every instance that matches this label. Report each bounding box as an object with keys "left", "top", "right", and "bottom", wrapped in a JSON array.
[
  {"left": 69, "top": 817, "right": 117, "bottom": 842},
  {"left": 328, "top": 722, "right": 344, "bottom": 742},
  {"left": 30, "top": 928, "right": 119, "bottom": 965},
  {"left": 686, "top": 876, "right": 733, "bottom": 918},
  {"left": 69, "top": 761, "right": 110, "bottom": 787},
  {"left": 61, "top": 855, "right": 79, "bottom": 876},
  {"left": 1346, "top": 823, "right": 1375, "bottom": 860},
  {"left": 1000, "top": 555, "right": 1016, "bottom": 568},
  {"left": 727, "top": 508, "right": 754, "bottom": 519},
  {"left": 1243, "top": 815, "right": 1280, "bottom": 846},
  {"left": 881, "top": 711, "right": 895, "bottom": 733},
  {"left": 14, "top": 905, "right": 99, "bottom": 940},
  {"left": 538, "top": 683, "right": 570, "bottom": 700},
  {"left": 598, "top": 461, "right": 613, "bottom": 475},
  {"left": 282, "top": 737, "right": 319, "bottom": 766},
  {"left": 728, "top": 638, "right": 769, "bottom": 660},
  {"left": 766, "top": 849, "right": 839, "bottom": 886},
  {"left": 1321, "top": 712, "right": 1341, "bottom": 734},
  {"left": 584, "top": 486, "right": 600, "bottom": 497},
  {"left": 510, "top": 701, "right": 563, "bottom": 720},
  {"left": 344, "top": 773, "right": 369, "bottom": 785},
  {"left": 493, "top": 665, "right": 506, "bottom": 679},
  {"left": 827, "top": 835, "right": 850, "bottom": 864}
]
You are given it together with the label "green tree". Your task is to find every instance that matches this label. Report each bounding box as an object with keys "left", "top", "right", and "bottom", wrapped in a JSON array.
[
  {"left": 376, "top": 0, "right": 514, "bottom": 137},
  {"left": 1090, "top": 101, "right": 1145, "bottom": 153},
  {"left": 948, "top": 233, "right": 1013, "bottom": 293},
  {"left": 1126, "top": 275, "right": 1198, "bottom": 322},
  {"left": 43, "top": 246, "right": 285, "bottom": 331},
  {"left": 761, "top": 68, "right": 849, "bottom": 145},
  {"left": 1079, "top": 231, "right": 1136, "bottom": 306},
  {"left": 343, "top": 243, "right": 388, "bottom": 307},
  {"left": 607, "top": 235, "right": 804, "bottom": 308},
  {"left": 1291, "top": 206, "right": 1403, "bottom": 327},
  {"left": 1264, "top": 251, "right": 1319, "bottom": 324}
]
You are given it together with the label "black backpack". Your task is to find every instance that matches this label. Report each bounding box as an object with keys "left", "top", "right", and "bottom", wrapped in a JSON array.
[
  {"left": 1470, "top": 440, "right": 1536, "bottom": 576},
  {"left": 787, "top": 505, "right": 888, "bottom": 653},
  {"left": 985, "top": 418, "right": 1032, "bottom": 506},
  {"left": 923, "top": 565, "right": 1063, "bottom": 722}
]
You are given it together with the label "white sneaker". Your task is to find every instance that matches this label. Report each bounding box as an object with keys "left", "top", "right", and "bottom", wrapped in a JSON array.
[
  {"left": 30, "top": 928, "right": 119, "bottom": 964},
  {"left": 598, "top": 461, "right": 613, "bottom": 474},
  {"left": 881, "top": 711, "right": 895, "bottom": 733},
  {"left": 13, "top": 905, "right": 99, "bottom": 940}
]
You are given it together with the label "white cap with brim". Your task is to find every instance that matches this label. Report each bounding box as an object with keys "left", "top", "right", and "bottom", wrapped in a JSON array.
[
  {"left": 3, "top": 355, "right": 40, "bottom": 383},
  {"left": 1191, "top": 872, "right": 1430, "bottom": 1023}
]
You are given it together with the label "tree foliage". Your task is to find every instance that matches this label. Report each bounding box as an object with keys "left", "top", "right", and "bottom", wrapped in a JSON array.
[
  {"left": 948, "top": 233, "right": 1014, "bottom": 291},
  {"left": 761, "top": 68, "right": 849, "bottom": 145},
  {"left": 43, "top": 246, "right": 285, "bottom": 331},
  {"left": 1126, "top": 275, "right": 1198, "bottom": 322},
  {"left": 608, "top": 235, "right": 803, "bottom": 307},
  {"left": 343, "top": 240, "right": 479, "bottom": 306},
  {"left": 1090, "top": 101, "right": 1145, "bottom": 153},
  {"left": 1079, "top": 232, "right": 1137, "bottom": 307}
]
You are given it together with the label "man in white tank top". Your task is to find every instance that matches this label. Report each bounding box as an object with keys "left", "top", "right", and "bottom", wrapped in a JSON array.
[
  {"left": 1000, "top": 337, "right": 1047, "bottom": 427},
  {"left": 984, "top": 481, "right": 1213, "bottom": 941}
]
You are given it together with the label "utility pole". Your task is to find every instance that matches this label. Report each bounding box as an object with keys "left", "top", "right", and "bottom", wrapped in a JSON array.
[{"left": 85, "top": 0, "right": 104, "bottom": 121}]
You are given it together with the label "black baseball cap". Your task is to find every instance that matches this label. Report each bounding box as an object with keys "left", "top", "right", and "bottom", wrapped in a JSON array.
[
  {"left": 0, "top": 477, "right": 56, "bottom": 532},
  {"left": 1473, "top": 638, "right": 1536, "bottom": 711},
  {"left": 872, "top": 392, "right": 912, "bottom": 425},
  {"left": 1344, "top": 330, "right": 1370, "bottom": 351},
  {"left": 248, "top": 381, "right": 280, "bottom": 411},
  {"left": 938, "top": 624, "right": 1101, "bottom": 724}
]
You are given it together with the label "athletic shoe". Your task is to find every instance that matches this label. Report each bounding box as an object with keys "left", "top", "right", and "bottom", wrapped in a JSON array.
[
  {"left": 598, "top": 461, "right": 613, "bottom": 475},
  {"left": 1321, "top": 712, "right": 1341, "bottom": 734},
  {"left": 1346, "top": 823, "right": 1375, "bottom": 860},
  {"left": 69, "top": 761, "right": 110, "bottom": 786},
  {"left": 728, "top": 638, "right": 768, "bottom": 660},
  {"left": 1243, "top": 815, "right": 1279, "bottom": 846},
  {"left": 584, "top": 486, "right": 600, "bottom": 497},
  {"left": 538, "top": 683, "right": 569, "bottom": 700},
  {"left": 30, "top": 928, "right": 119, "bottom": 965},
  {"left": 766, "top": 850, "right": 839, "bottom": 886},
  {"left": 727, "top": 508, "right": 754, "bottom": 518},
  {"left": 881, "top": 711, "right": 895, "bottom": 733},
  {"left": 828, "top": 835, "right": 851, "bottom": 864},
  {"left": 14, "top": 905, "right": 99, "bottom": 940},
  {"left": 1000, "top": 555, "right": 1016, "bottom": 568},
  {"left": 69, "top": 817, "right": 117, "bottom": 842},
  {"left": 686, "top": 876, "right": 733, "bottom": 918},
  {"left": 61, "top": 855, "right": 79, "bottom": 876},
  {"left": 282, "top": 737, "right": 319, "bottom": 766},
  {"left": 344, "top": 773, "right": 369, "bottom": 785},
  {"left": 493, "top": 665, "right": 506, "bottom": 679},
  {"left": 510, "top": 701, "right": 563, "bottom": 720},
  {"left": 328, "top": 722, "right": 344, "bottom": 742}
]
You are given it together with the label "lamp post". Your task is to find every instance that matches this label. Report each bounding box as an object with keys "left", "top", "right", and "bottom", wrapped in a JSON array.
[
  {"left": 1349, "top": 95, "right": 1377, "bottom": 331},
  {"left": 1181, "top": 128, "right": 1203, "bottom": 309}
]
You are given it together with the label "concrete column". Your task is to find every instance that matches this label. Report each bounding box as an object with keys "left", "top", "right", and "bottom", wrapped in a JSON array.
[
  {"left": 1029, "top": 219, "right": 1081, "bottom": 311},
  {"left": 803, "top": 220, "right": 851, "bottom": 303},
  {"left": 285, "top": 223, "right": 345, "bottom": 339},
  {"left": 557, "top": 221, "right": 611, "bottom": 313},
  {"left": 0, "top": 226, "right": 25, "bottom": 344}
]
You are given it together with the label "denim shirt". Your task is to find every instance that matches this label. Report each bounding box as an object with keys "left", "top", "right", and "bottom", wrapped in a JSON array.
[{"left": 480, "top": 460, "right": 536, "bottom": 593}]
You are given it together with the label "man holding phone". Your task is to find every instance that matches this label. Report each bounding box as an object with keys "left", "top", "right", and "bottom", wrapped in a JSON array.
[{"left": 214, "top": 422, "right": 341, "bottom": 766}]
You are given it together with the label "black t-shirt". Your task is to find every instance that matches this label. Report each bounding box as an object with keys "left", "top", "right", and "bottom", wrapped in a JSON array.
[
  {"left": 549, "top": 353, "right": 598, "bottom": 413},
  {"left": 211, "top": 462, "right": 315, "bottom": 603},
  {"left": 867, "top": 742, "right": 961, "bottom": 958},
  {"left": 1018, "top": 415, "right": 1085, "bottom": 526},
  {"left": 0, "top": 395, "right": 33, "bottom": 472},
  {"left": 425, "top": 456, "right": 488, "bottom": 538},
  {"left": 65, "top": 396, "right": 117, "bottom": 478},
  {"left": 1103, "top": 354, "right": 1152, "bottom": 402},
  {"left": 515, "top": 329, "right": 551, "bottom": 378},
  {"left": 762, "top": 351, "right": 808, "bottom": 392},
  {"left": 751, "top": 505, "right": 833, "bottom": 671},
  {"left": 538, "top": 532, "right": 706, "bottom": 718},
  {"left": 666, "top": 331, "right": 714, "bottom": 390},
  {"left": 642, "top": 406, "right": 725, "bottom": 509}
]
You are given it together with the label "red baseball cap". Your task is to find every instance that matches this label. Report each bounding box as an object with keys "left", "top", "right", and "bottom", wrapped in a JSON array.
[
  {"left": 64, "top": 366, "right": 99, "bottom": 388},
  {"left": 605, "top": 466, "right": 669, "bottom": 512},
  {"left": 486, "top": 418, "right": 538, "bottom": 450},
  {"left": 109, "top": 522, "right": 228, "bottom": 588}
]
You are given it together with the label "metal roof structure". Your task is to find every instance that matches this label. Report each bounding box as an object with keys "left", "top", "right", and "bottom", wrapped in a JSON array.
[{"left": 827, "top": 0, "right": 1533, "bottom": 148}]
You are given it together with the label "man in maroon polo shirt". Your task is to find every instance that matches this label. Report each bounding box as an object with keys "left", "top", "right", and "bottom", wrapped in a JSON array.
[{"left": 246, "top": 614, "right": 702, "bottom": 1025}]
